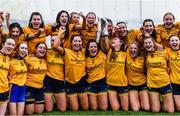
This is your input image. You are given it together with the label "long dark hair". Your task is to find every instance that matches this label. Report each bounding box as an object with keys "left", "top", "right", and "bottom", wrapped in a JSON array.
[
  {"left": 9, "top": 22, "right": 23, "bottom": 35},
  {"left": 52, "top": 10, "right": 70, "bottom": 39},
  {"left": 28, "top": 12, "right": 44, "bottom": 28},
  {"left": 142, "top": 19, "right": 157, "bottom": 42},
  {"left": 85, "top": 39, "right": 99, "bottom": 57}
]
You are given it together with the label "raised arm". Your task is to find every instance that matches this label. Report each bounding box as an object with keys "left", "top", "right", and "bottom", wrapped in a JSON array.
[
  {"left": 74, "top": 12, "right": 86, "bottom": 30},
  {"left": 53, "top": 26, "right": 66, "bottom": 55},
  {"left": 5, "top": 12, "right": 10, "bottom": 29},
  {"left": 26, "top": 28, "right": 45, "bottom": 41},
  {"left": 96, "top": 17, "right": 102, "bottom": 43},
  {"left": 99, "top": 36, "right": 109, "bottom": 53},
  {"left": 99, "top": 18, "right": 109, "bottom": 53}
]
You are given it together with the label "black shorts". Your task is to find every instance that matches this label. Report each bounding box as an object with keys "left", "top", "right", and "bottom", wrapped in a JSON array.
[
  {"left": 44, "top": 75, "right": 65, "bottom": 94},
  {"left": 129, "top": 83, "right": 148, "bottom": 92},
  {"left": 65, "top": 76, "right": 89, "bottom": 95},
  {"left": 88, "top": 78, "right": 107, "bottom": 95},
  {"left": 108, "top": 85, "right": 129, "bottom": 96},
  {"left": 171, "top": 83, "right": 180, "bottom": 95},
  {"left": 0, "top": 91, "right": 9, "bottom": 103},
  {"left": 25, "top": 86, "right": 44, "bottom": 104},
  {"left": 149, "top": 84, "right": 172, "bottom": 95}
]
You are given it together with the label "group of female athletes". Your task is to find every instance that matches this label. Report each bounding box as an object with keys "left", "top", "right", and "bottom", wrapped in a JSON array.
[{"left": 0, "top": 10, "right": 180, "bottom": 115}]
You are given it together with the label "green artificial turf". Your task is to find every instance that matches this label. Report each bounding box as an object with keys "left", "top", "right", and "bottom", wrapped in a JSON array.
[{"left": 35, "top": 110, "right": 180, "bottom": 115}]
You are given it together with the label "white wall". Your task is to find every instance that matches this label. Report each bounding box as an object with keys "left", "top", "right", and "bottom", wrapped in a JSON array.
[{"left": 0, "top": 0, "right": 180, "bottom": 28}]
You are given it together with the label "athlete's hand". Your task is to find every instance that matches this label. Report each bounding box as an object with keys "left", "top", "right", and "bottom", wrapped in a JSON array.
[
  {"left": 112, "top": 26, "right": 116, "bottom": 34},
  {"left": 5, "top": 12, "right": 10, "bottom": 21},
  {"left": 38, "top": 28, "right": 45, "bottom": 33},
  {"left": 114, "top": 26, "right": 120, "bottom": 32},
  {"left": 35, "top": 28, "right": 45, "bottom": 37},
  {"left": 144, "top": 32, "right": 150, "bottom": 37},
  {"left": 59, "top": 26, "right": 66, "bottom": 33}
]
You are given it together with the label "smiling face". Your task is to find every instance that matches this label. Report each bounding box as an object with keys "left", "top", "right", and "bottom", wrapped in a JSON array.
[
  {"left": 59, "top": 12, "right": 68, "bottom": 27},
  {"left": 111, "top": 37, "right": 123, "bottom": 51},
  {"left": 18, "top": 43, "right": 28, "bottom": 58},
  {"left": 86, "top": 13, "right": 96, "bottom": 28},
  {"left": 31, "top": 15, "right": 42, "bottom": 29},
  {"left": 107, "top": 21, "right": 113, "bottom": 34},
  {"left": 71, "top": 36, "right": 82, "bottom": 52},
  {"left": 129, "top": 43, "right": 138, "bottom": 58},
  {"left": 71, "top": 13, "right": 80, "bottom": 24},
  {"left": 88, "top": 42, "right": 98, "bottom": 57},
  {"left": 169, "top": 36, "right": 180, "bottom": 50},
  {"left": 163, "top": 14, "right": 175, "bottom": 29},
  {"left": 35, "top": 43, "right": 47, "bottom": 58},
  {"left": 143, "top": 38, "right": 155, "bottom": 52},
  {"left": 143, "top": 21, "right": 154, "bottom": 35},
  {"left": 117, "top": 23, "right": 127, "bottom": 37},
  {"left": 10, "top": 27, "right": 21, "bottom": 39},
  {"left": 1, "top": 38, "right": 15, "bottom": 55}
]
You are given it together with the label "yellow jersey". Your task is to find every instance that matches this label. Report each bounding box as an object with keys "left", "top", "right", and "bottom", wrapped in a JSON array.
[
  {"left": 50, "top": 24, "right": 76, "bottom": 48},
  {"left": 126, "top": 49, "right": 146, "bottom": 86},
  {"left": 0, "top": 53, "right": 10, "bottom": 93},
  {"left": 167, "top": 48, "right": 180, "bottom": 84},
  {"left": 146, "top": 49, "right": 170, "bottom": 88},
  {"left": 23, "top": 25, "right": 51, "bottom": 54},
  {"left": 137, "top": 31, "right": 161, "bottom": 44},
  {"left": 157, "top": 24, "right": 180, "bottom": 48},
  {"left": 64, "top": 48, "right": 86, "bottom": 84},
  {"left": 106, "top": 49, "right": 128, "bottom": 86},
  {"left": 80, "top": 24, "right": 98, "bottom": 47},
  {"left": 120, "top": 29, "right": 139, "bottom": 45},
  {"left": 25, "top": 55, "right": 47, "bottom": 88},
  {"left": 46, "top": 49, "right": 64, "bottom": 81},
  {"left": 9, "top": 58, "right": 27, "bottom": 86},
  {"left": 15, "top": 34, "right": 27, "bottom": 45},
  {"left": 86, "top": 50, "right": 105, "bottom": 83}
]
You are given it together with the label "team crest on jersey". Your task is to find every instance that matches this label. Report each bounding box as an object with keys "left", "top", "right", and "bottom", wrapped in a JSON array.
[
  {"left": 55, "top": 54, "right": 61, "bottom": 58},
  {"left": 76, "top": 52, "right": 79, "bottom": 57},
  {"left": 91, "top": 58, "right": 95, "bottom": 64},
  {"left": 39, "top": 60, "right": 42, "bottom": 64},
  {"left": 177, "top": 51, "right": 180, "bottom": 55},
  {"left": 20, "top": 61, "right": 24, "bottom": 66},
  {"left": 150, "top": 54, "right": 154, "bottom": 58},
  {"left": 3, "top": 58, "right": 6, "bottom": 62}
]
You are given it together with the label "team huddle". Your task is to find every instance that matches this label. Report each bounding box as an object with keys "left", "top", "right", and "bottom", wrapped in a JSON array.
[{"left": 0, "top": 10, "right": 180, "bottom": 115}]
